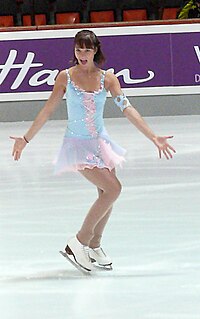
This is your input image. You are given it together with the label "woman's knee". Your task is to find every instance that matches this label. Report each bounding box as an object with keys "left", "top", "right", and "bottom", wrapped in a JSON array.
[
  {"left": 104, "top": 179, "right": 122, "bottom": 200},
  {"left": 81, "top": 167, "right": 122, "bottom": 200}
]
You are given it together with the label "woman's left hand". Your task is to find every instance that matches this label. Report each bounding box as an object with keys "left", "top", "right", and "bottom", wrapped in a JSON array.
[{"left": 152, "top": 135, "right": 176, "bottom": 159}]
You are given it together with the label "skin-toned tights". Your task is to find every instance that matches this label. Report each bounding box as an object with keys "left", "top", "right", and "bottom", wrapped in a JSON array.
[{"left": 77, "top": 167, "right": 121, "bottom": 247}]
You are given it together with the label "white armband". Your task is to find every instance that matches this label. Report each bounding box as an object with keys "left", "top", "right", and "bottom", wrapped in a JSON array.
[{"left": 113, "top": 94, "right": 132, "bottom": 112}]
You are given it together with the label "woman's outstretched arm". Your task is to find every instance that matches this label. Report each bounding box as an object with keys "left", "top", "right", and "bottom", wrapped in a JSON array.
[
  {"left": 105, "top": 72, "right": 176, "bottom": 159},
  {"left": 11, "top": 70, "right": 67, "bottom": 161}
]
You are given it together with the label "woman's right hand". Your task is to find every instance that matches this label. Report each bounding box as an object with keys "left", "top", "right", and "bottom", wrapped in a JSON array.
[{"left": 10, "top": 136, "right": 28, "bottom": 161}]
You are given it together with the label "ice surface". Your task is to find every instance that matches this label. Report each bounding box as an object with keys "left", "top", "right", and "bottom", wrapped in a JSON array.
[{"left": 0, "top": 116, "right": 200, "bottom": 319}]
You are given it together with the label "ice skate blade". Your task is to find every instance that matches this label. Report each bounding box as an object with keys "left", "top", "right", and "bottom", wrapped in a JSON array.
[
  {"left": 93, "top": 263, "right": 113, "bottom": 271},
  {"left": 59, "top": 251, "right": 91, "bottom": 275},
  {"left": 90, "top": 258, "right": 113, "bottom": 270}
]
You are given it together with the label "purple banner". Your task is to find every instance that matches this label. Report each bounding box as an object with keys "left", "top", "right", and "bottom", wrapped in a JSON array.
[
  {"left": 102, "top": 33, "right": 172, "bottom": 88},
  {"left": 0, "top": 38, "right": 73, "bottom": 93},
  {"left": 172, "top": 32, "right": 200, "bottom": 86},
  {"left": 0, "top": 27, "right": 200, "bottom": 100}
]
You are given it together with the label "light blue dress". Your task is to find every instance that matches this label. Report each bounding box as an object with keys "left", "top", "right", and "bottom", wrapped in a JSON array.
[{"left": 54, "top": 69, "right": 126, "bottom": 174}]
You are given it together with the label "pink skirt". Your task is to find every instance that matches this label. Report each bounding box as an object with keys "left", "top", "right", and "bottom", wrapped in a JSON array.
[{"left": 54, "top": 133, "right": 126, "bottom": 175}]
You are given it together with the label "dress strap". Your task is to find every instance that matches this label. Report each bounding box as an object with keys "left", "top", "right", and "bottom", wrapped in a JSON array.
[
  {"left": 66, "top": 69, "right": 71, "bottom": 84},
  {"left": 100, "top": 70, "right": 106, "bottom": 89}
]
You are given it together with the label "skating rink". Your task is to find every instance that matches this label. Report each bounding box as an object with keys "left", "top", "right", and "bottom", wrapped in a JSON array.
[{"left": 1, "top": 115, "right": 200, "bottom": 319}]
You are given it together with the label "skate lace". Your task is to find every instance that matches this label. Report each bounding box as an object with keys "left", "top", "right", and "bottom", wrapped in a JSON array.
[{"left": 94, "top": 247, "right": 106, "bottom": 257}]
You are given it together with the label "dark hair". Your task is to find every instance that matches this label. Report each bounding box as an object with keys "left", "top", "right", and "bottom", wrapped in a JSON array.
[{"left": 72, "top": 30, "right": 106, "bottom": 66}]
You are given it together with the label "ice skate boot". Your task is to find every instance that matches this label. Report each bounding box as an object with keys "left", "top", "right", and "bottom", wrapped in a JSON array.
[
  {"left": 60, "top": 236, "right": 93, "bottom": 273},
  {"left": 89, "top": 247, "right": 112, "bottom": 270}
]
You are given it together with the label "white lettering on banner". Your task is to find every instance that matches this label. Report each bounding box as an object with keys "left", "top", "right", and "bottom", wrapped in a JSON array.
[
  {"left": 29, "top": 70, "right": 59, "bottom": 86},
  {"left": 107, "top": 68, "right": 155, "bottom": 84},
  {"left": 195, "top": 74, "right": 200, "bottom": 82},
  {"left": 194, "top": 46, "right": 200, "bottom": 63},
  {"left": 0, "top": 49, "right": 155, "bottom": 91},
  {"left": 0, "top": 50, "right": 43, "bottom": 89}
]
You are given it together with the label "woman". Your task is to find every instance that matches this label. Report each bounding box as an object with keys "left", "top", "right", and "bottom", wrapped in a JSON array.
[{"left": 11, "top": 30, "right": 175, "bottom": 272}]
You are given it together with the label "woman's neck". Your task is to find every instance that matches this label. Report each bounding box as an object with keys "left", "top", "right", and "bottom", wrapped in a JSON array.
[{"left": 76, "top": 64, "right": 98, "bottom": 76}]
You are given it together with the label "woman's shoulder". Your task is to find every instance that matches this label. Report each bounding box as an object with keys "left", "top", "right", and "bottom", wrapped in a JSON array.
[
  {"left": 68, "top": 66, "right": 76, "bottom": 72},
  {"left": 56, "top": 69, "right": 68, "bottom": 83},
  {"left": 104, "top": 70, "right": 119, "bottom": 89},
  {"left": 58, "top": 67, "right": 76, "bottom": 84},
  {"left": 104, "top": 70, "right": 117, "bottom": 81}
]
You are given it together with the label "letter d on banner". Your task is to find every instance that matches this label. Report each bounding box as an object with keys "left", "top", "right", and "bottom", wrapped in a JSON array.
[{"left": 195, "top": 74, "right": 200, "bottom": 82}]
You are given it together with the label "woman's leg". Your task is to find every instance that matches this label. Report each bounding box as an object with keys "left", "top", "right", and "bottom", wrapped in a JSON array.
[
  {"left": 89, "top": 168, "right": 116, "bottom": 249},
  {"left": 77, "top": 167, "right": 121, "bottom": 246},
  {"left": 89, "top": 188, "right": 113, "bottom": 248}
]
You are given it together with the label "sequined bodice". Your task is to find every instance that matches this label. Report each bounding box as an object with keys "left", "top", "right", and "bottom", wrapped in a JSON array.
[{"left": 65, "top": 69, "right": 107, "bottom": 139}]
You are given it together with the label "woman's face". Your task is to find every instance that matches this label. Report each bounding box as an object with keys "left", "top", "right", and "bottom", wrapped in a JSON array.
[{"left": 75, "top": 44, "right": 97, "bottom": 67}]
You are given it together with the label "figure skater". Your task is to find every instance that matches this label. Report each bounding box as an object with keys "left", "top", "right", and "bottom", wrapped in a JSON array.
[{"left": 11, "top": 29, "right": 176, "bottom": 272}]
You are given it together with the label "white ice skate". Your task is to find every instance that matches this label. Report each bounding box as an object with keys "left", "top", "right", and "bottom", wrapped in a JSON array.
[
  {"left": 89, "top": 247, "right": 113, "bottom": 270},
  {"left": 60, "top": 236, "right": 93, "bottom": 273}
]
